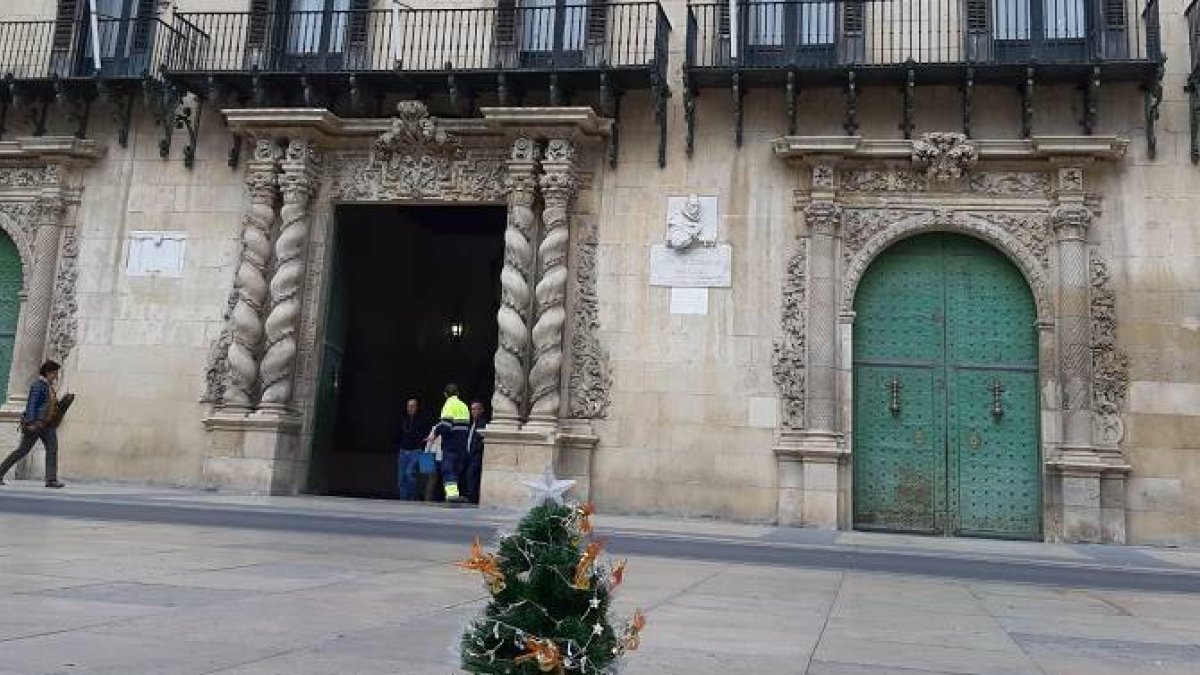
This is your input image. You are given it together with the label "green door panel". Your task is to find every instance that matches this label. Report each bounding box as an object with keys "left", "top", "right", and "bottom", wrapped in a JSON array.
[
  {"left": 0, "top": 234, "right": 21, "bottom": 397},
  {"left": 853, "top": 232, "right": 1040, "bottom": 540},
  {"left": 853, "top": 365, "right": 943, "bottom": 533},
  {"left": 950, "top": 368, "right": 1041, "bottom": 538}
]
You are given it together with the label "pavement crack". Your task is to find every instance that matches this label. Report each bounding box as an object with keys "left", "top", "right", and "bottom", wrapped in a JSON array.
[{"left": 802, "top": 569, "right": 844, "bottom": 675}]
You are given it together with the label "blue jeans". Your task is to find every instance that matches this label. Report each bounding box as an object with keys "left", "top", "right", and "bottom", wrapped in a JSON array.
[{"left": 397, "top": 448, "right": 423, "bottom": 499}]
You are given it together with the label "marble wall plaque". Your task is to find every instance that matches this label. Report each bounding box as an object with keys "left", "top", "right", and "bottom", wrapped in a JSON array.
[
  {"left": 126, "top": 231, "right": 187, "bottom": 278},
  {"left": 650, "top": 244, "right": 732, "bottom": 287},
  {"left": 669, "top": 287, "right": 709, "bottom": 315}
]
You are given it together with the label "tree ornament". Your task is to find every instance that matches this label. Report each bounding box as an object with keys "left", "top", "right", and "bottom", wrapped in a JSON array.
[
  {"left": 513, "top": 636, "right": 565, "bottom": 674},
  {"left": 522, "top": 465, "right": 576, "bottom": 505},
  {"left": 572, "top": 540, "right": 605, "bottom": 590},
  {"left": 608, "top": 560, "right": 627, "bottom": 591},
  {"left": 457, "top": 537, "right": 506, "bottom": 594}
]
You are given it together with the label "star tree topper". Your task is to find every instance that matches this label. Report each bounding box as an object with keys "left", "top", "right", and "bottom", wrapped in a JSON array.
[{"left": 522, "top": 466, "right": 576, "bottom": 505}]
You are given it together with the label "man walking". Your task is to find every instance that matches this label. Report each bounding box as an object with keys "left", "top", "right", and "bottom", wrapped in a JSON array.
[
  {"left": 462, "top": 400, "right": 487, "bottom": 504},
  {"left": 0, "top": 360, "right": 66, "bottom": 488},
  {"left": 428, "top": 384, "right": 470, "bottom": 503},
  {"left": 393, "top": 398, "right": 430, "bottom": 500}
]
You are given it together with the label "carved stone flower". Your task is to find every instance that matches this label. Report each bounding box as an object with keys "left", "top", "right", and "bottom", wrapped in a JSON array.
[{"left": 912, "top": 132, "right": 978, "bottom": 183}]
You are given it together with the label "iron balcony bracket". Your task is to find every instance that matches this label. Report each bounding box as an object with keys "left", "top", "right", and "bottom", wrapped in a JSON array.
[{"left": 1143, "top": 60, "right": 1164, "bottom": 160}]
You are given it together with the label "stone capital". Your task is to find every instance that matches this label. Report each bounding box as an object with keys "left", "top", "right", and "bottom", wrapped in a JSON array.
[
  {"left": 804, "top": 200, "right": 842, "bottom": 235},
  {"left": 1050, "top": 201, "right": 1092, "bottom": 239}
]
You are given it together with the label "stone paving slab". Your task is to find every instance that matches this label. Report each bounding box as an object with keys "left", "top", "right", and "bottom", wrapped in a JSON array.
[{"left": 3, "top": 490, "right": 1200, "bottom": 674}]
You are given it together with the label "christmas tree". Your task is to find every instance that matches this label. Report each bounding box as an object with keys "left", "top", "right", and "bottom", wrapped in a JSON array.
[{"left": 458, "top": 469, "right": 645, "bottom": 674}]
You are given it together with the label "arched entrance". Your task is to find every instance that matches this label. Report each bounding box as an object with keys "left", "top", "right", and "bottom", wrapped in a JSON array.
[
  {"left": 0, "top": 231, "right": 21, "bottom": 396},
  {"left": 852, "top": 232, "right": 1041, "bottom": 539}
]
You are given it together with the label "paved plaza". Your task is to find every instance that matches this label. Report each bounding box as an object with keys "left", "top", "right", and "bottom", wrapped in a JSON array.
[{"left": 2, "top": 483, "right": 1200, "bottom": 674}]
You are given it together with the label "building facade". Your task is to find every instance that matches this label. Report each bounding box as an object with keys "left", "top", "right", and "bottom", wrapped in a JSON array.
[{"left": 1, "top": 0, "right": 1198, "bottom": 544}]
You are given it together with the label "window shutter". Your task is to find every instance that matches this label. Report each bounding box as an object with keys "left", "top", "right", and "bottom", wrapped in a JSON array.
[
  {"left": 349, "top": 0, "right": 370, "bottom": 44},
  {"left": 132, "top": 0, "right": 158, "bottom": 51},
  {"left": 718, "top": 1, "right": 730, "bottom": 38},
  {"left": 496, "top": 0, "right": 517, "bottom": 46},
  {"left": 247, "top": 0, "right": 274, "bottom": 48},
  {"left": 53, "top": 0, "right": 80, "bottom": 51},
  {"left": 843, "top": 0, "right": 864, "bottom": 36},
  {"left": 966, "top": 0, "right": 988, "bottom": 33},
  {"left": 1104, "top": 0, "right": 1126, "bottom": 29},
  {"left": 587, "top": 0, "right": 608, "bottom": 43}
]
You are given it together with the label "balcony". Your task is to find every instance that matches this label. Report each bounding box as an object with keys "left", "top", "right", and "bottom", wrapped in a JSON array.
[
  {"left": 1188, "top": 0, "right": 1199, "bottom": 163},
  {"left": 684, "top": 0, "right": 1165, "bottom": 151},
  {"left": 0, "top": 15, "right": 178, "bottom": 139},
  {"left": 166, "top": 4, "right": 670, "bottom": 112}
]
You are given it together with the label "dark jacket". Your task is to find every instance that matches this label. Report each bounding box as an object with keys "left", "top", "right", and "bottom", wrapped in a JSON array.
[
  {"left": 467, "top": 419, "right": 486, "bottom": 455},
  {"left": 23, "top": 378, "right": 53, "bottom": 424},
  {"left": 430, "top": 419, "right": 470, "bottom": 454},
  {"left": 393, "top": 413, "right": 431, "bottom": 450}
]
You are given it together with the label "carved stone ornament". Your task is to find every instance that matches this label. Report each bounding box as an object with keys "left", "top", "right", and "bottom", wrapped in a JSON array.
[
  {"left": 840, "top": 168, "right": 1049, "bottom": 196},
  {"left": 968, "top": 171, "right": 1051, "bottom": 196},
  {"left": 804, "top": 200, "right": 842, "bottom": 233},
  {"left": 1058, "top": 167, "right": 1084, "bottom": 192},
  {"left": 772, "top": 239, "right": 807, "bottom": 429},
  {"left": 912, "top": 132, "right": 979, "bottom": 182},
  {"left": 812, "top": 164, "right": 835, "bottom": 189},
  {"left": 373, "top": 101, "right": 459, "bottom": 160},
  {"left": 841, "top": 208, "right": 1054, "bottom": 319},
  {"left": 46, "top": 227, "right": 79, "bottom": 362},
  {"left": 330, "top": 149, "right": 508, "bottom": 203},
  {"left": 0, "top": 165, "right": 61, "bottom": 189},
  {"left": 202, "top": 288, "right": 240, "bottom": 403},
  {"left": 840, "top": 169, "right": 928, "bottom": 193},
  {"left": 1051, "top": 202, "right": 1093, "bottom": 233},
  {"left": 568, "top": 216, "right": 611, "bottom": 419},
  {"left": 1090, "top": 256, "right": 1129, "bottom": 446},
  {"left": 665, "top": 194, "right": 706, "bottom": 250},
  {"left": 0, "top": 201, "right": 39, "bottom": 284}
]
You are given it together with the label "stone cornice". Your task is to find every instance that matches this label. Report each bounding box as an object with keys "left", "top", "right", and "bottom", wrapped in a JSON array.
[
  {"left": 0, "top": 137, "right": 104, "bottom": 163},
  {"left": 773, "top": 135, "right": 1129, "bottom": 163},
  {"left": 223, "top": 106, "right": 611, "bottom": 146}
]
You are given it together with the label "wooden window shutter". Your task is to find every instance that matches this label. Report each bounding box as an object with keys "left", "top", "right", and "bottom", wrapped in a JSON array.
[
  {"left": 966, "top": 0, "right": 988, "bottom": 33},
  {"left": 587, "top": 0, "right": 608, "bottom": 43},
  {"left": 53, "top": 0, "right": 80, "bottom": 51},
  {"left": 496, "top": 0, "right": 517, "bottom": 46},
  {"left": 1104, "top": 0, "right": 1126, "bottom": 29},
  {"left": 247, "top": 0, "right": 274, "bottom": 48},
  {"left": 349, "top": 0, "right": 370, "bottom": 44},
  {"left": 718, "top": 1, "right": 730, "bottom": 38},
  {"left": 843, "top": 0, "right": 865, "bottom": 36},
  {"left": 132, "top": 0, "right": 158, "bottom": 51}
]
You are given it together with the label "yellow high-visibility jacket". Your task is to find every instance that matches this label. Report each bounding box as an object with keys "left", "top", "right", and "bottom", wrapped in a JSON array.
[{"left": 440, "top": 395, "right": 469, "bottom": 422}]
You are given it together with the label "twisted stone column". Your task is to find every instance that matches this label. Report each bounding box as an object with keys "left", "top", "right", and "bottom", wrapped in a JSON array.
[
  {"left": 5, "top": 196, "right": 64, "bottom": 404},
  {"left": 223, "top": 139, "right": 281, "bottom": 409},
  {"left": 260, "top": 138, "right": 318, "bottom": 409},
  {"left": 528, "top": 139, "right": 576, "bottom": 423},
  {"left": 491, "top": 138, "right": 540, "bottom": 423},
  {"left": 1051, "top": 199, "right": 1094, "bottom": 450}
]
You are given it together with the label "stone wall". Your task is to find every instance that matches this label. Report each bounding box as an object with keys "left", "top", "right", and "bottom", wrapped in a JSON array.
[{"left": 0, "top": 0, "right": 1195, "bottom": 544}]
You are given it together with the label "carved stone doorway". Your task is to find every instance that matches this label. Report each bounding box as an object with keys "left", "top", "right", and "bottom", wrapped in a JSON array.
[{"left": 308, "top": 203, "right": 505, "bottom": 499}]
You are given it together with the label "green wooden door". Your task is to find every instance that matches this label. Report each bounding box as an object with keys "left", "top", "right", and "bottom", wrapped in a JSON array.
[
  {"left": 308, "top": 234, "right": 347, "bottom": 494},
  {"left": 853, "top": 233, "right": 1040, "bottom": 539},
  {"left": 0, "top": 234, "right": 21, "bottom": 397}
]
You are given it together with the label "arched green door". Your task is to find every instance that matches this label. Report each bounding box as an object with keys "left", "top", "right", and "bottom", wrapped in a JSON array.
[
  {"left": 0, "top": 233, "right": 20, "bottom": 396},
  {"left": 852, "top": 233, "right": 1041, "bottom": 539}
]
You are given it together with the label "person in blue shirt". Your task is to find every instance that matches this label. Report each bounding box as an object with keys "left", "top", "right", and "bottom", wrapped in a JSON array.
[{"left": 0, "top": 360, "right": 65, "bottom": 488}]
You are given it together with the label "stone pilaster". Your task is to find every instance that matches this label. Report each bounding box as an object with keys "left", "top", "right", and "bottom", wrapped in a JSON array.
[
  {"left": 259, "top": 138, "right": 318, "bottom": 410},
  {"left": 223, "top": 139, "right": 280, "bottom": 410},
  {"left": 775, "top": 162, "right": 847, "bottom": 529},
  {"left": 5, "top": 196, "right": 64, "bottom": 405},
  {"left": 491, "top": 138, "right": 540, "bottom": 430},
  {"left": 527, "top": 138, "right": 577, "bottom": 430}
]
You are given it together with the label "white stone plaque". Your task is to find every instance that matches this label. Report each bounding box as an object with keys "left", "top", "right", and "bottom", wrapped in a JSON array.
[
  {"left": 126, "top": 231, "right": 186, "bottom": 278},
  {"left": 669, "top": 287, "right": 708, "bottom": 315},
  {"left": 649, "top": 244, "right": 732, "bottom": 288}
]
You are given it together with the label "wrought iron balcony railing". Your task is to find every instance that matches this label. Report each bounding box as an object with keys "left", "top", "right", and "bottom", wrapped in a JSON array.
[
  {"left": 1188, "top": 0, "right": 1199, "bottom": 76},
  {"left": 0, "top": 15, "right": 177, "bottom": 80},
  {"left": 687, "top": 0, "right": 1161, "bottom": 78},
  {"left": 168, "top": 4, "right": 669, "bottom": 77}
]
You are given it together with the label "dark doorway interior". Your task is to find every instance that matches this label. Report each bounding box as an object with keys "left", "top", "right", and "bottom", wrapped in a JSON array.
[{"left": 311, "top": 204, "right": 505, "bottom": 498}]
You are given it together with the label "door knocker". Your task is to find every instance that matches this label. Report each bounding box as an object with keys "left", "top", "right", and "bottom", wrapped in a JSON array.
[
  {"left": 990, "top": 380, "right": 1005, "bottom": 419},
  {"left": 888, "top": 375, "right": 902, "bottom": 417},
  {"left": 969, "top": 428, "right": 983, "bottom": 450}
]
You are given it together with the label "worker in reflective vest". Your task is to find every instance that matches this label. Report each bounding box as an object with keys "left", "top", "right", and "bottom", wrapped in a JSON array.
[{"left": 428, "top": 383, "right": 470, "bottom": 503}]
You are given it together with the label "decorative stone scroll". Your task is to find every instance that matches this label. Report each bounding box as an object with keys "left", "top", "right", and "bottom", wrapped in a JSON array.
[
  {"left": 840, "top": 169, "right": 1050, "bottom": 196},
  {"left": 45, "top": 226, "right": 78, "bottom": 362},
  {"left": 772, "top": 239, "right": 807, "bottom": 429},
  {"left": 568, "top": 214, "right": 611, "bottom": 419},
  {"left": 912, "top": 132, "right": 978, "bottom": 182},
  {"left": 329, "top": 149, "right": 508, "bottom": 203},
  {"left": 1090, "top": 257, "right": 1129, "bottom": 446}
]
